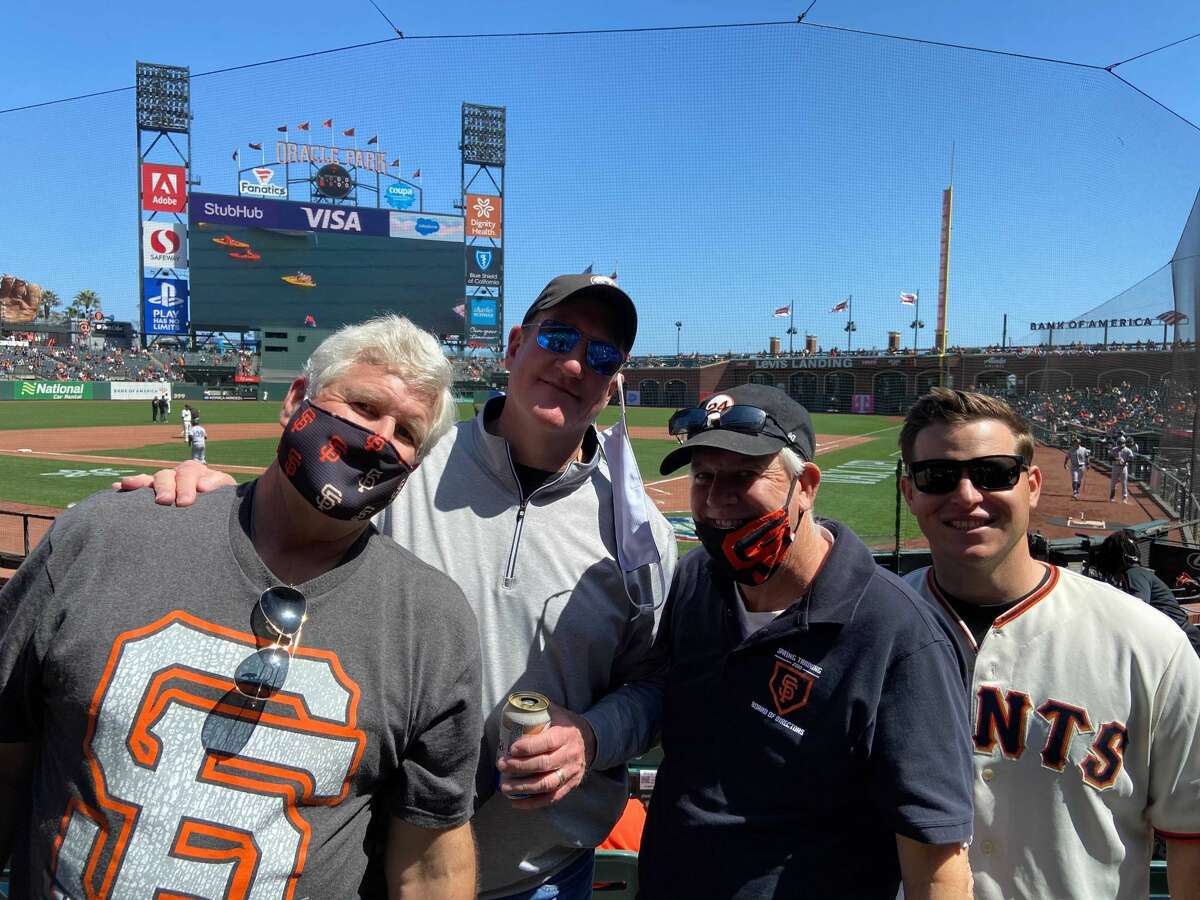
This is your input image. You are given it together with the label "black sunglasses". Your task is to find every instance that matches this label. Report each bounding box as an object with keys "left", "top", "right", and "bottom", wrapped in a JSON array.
[
  {"left": 234, "top": 586, "right": 308, "bottom": 702},
  {"left": 525, "top": 319, "right": 625, "bottom": 377},
  {"left": 907, "top": 454, "right": 1029, "bottom": 495},
  {"left": 668, "top": 404, "right": 792, "bottom": 445}
]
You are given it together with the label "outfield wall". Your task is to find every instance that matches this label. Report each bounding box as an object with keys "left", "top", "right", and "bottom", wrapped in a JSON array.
[{"left": 0, "top": 381, "right": 171, "bottom": 401}]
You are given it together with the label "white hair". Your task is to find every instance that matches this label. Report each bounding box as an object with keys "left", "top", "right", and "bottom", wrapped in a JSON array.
[
  {"left": 302, "top": 314, "right": 456, "bottom": 460},
  {"left": 778, "top": 446, "right": 807, "bottom": 479}
]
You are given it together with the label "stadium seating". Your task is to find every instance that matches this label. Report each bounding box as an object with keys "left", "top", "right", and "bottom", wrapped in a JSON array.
[{"left": 593, "top": 850, "right": 639, "bottom": 897}]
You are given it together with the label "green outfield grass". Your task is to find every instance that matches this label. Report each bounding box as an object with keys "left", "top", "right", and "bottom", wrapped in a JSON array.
[{"left": 0, "top": 401, "right": 918, "bottom": 550}]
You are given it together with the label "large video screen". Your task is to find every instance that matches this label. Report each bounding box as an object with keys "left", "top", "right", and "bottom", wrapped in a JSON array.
[{"left": 187, "top": 193, "right": 465, "bottom": 335}]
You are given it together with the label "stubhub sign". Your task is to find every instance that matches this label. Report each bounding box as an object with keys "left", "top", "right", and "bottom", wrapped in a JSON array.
[
  {"left": 143, "top": 277, "right": 189, "bottom": 334},
  {"left": 188, "top": 192, "right": 390, "bottom": 236}
]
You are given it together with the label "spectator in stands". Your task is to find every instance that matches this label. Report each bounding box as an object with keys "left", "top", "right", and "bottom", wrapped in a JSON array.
[
  {"left": 0, "top": 314, "right": 481, "bottom": 897},
  {"left": 120, "top": 274, "right": 678, "bottom": 900},
  {"left": 899, "top": 388, "right": 1200, "bottom": 900},
  {"left": 1091, "top": 531, "right": 1200, "bottom": 657},
  {"left": 639, "top": 384, "right": 974, "bottom": 899}
]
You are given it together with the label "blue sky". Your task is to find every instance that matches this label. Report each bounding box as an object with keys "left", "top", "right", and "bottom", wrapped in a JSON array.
[{"left": 2, "top": 1, "right": 1198, "bottom": 354}]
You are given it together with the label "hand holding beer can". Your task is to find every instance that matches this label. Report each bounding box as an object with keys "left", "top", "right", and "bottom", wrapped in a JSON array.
[{"left": 499, "top": 691, "right": 551, "bottom": 800}]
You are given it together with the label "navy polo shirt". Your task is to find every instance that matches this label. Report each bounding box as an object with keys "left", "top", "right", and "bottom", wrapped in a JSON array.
[{"left": 639, "top": 521, "right": 974, "bottom": 900}]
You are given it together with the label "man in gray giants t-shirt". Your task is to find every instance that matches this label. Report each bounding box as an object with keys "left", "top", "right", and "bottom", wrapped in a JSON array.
[{"left": 0, "top": 316, "right": 482, "bottom": 899}]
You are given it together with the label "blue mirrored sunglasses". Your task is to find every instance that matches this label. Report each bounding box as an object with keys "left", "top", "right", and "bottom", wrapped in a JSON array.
[{"left": 527, "top": 319, "right": 625, "bottom": 377}]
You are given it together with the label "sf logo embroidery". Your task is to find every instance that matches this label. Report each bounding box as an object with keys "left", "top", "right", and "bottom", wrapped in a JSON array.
[
  {"left": 357, "top": 467, "right": 383, "bottom": 493},
  {"left": 318, "top": 484, "right": 343, "bottom": 510},
  {"left": 292, "top": 407, "right": 317, "bottom": 432},
  {"left": 319, "top": 435, "right": 348, "bottom": 463},
  {"left": 284, "top": 448, "right": 302, "bottom": 477},
  {"left": 364, "top": 433, "right": 387, "bottom": 453},
  {"left": 769, "top": 660, "right": 814, "bottom": 716}
]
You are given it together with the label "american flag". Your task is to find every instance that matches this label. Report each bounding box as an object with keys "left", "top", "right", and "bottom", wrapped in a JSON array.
[
  {"left": 830, "top": 300, "right": 849, "bottom": 313},
  {"left": 773, "top": 306, "right": 791, "bottom": 318},
  {"left": 1158, "top": 311, "right": 1188, "bottom": 325},
  {"left": 900, "top": 292, "right": 917, "bottom": 305}
]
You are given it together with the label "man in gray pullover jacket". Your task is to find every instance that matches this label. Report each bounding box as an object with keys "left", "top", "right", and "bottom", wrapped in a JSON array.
[{"left": 124, "top": 274, "right": 677, "bottom": 899}]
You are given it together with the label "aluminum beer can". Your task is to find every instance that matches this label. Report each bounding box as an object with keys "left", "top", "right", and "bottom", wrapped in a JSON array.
[{"left": 499, "top": 691, "right": 551, "bottom": 799}]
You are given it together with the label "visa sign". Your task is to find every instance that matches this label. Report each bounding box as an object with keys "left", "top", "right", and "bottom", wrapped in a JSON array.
[{"left": 143, "top": 277, "right": 189, "bottom": 334}]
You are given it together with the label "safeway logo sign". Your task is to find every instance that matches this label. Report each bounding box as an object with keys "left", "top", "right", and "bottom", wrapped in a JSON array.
[
  {"left": 141, "top": 163, "right": 187, "bottom": 212},
  {"left": 143, "top": 222, "right": 186, "bottom": 269},
  {"left": 239, "top": 167, "right": 288, "bottom": 199}
]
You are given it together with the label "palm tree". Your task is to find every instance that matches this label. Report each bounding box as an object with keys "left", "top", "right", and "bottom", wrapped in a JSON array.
[
  {"left": 39, "top": 289, "right": 62, "bottom": 322},
  {"left": 72, "top": 289, "right": 101, "bottom": 319}
]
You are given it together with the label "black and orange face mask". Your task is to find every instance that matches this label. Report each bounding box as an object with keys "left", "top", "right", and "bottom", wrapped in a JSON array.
[
  {"left": 694, "top": 477, "right": 799, "bottom": 586},
  {"left": 276, "top": 399, "right": 413, "bottom": 521}
]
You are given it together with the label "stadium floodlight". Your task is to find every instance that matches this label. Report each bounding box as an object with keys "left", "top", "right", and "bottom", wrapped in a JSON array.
[
  {"left": 136, "top": 62, "right": 191, "bottom": 134},
  {"left": 461, "top": 103, "right": 506, "bottom": 167}
]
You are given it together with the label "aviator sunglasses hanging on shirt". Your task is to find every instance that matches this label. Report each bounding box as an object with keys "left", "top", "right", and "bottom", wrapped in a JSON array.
[
  {"left": 526, "top": 319, "right": 626, "bottom": 377},
  {"left": 276, "top": 398, "right": 414, "bottom": 521},
  {"left": 906, "top": 454, "right": 1028, "bottom": 495}
]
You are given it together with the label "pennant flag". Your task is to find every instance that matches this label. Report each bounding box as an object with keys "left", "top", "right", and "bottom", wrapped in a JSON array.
[
  {"left": 343, "top": 127, "right": 355, "bottom": 137},
  {"left": 773, "top": 305, "right": 790, "bottom": 318},
  {"left": 900, "top": 292, "right": 917, "bottom": 305},
  {"left": 390, "top": 159, "right": 400, "bottom": 167},
  {"left": 276, "top": 125, "right": 288, "bottom": 132},
  {"left": 412, "top": 168, "right": 421, "bottom": 178},
  {"left": 231, "top": 149, "right": 239, "bottom": 161},
  {"left": 610, "top": 271, "right": 618, "bottom": 281},
  {"left": 322, "top": 118, "right": 333, "bottom": 128},
  {"left": 297, "top": 122, "right": 310, "bottom": 131},
  {"left": 582, "top": 264, "right": 594, "bottom": 274},
  {"left": 248, "top": 142, "right": 262, "bottom": 150},
  {"left": 367, "top": 135, "right": 379, "bottom": 145},
  {"left": 830, "top": 300, "right": 849, "bottom": 313}
]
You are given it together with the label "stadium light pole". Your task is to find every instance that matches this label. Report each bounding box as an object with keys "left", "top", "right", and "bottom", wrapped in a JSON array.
[{"left": 675, "top": 320, "right": 682, "bottom": 358}]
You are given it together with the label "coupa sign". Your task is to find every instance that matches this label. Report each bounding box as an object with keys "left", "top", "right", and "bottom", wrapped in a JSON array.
[{"left": 17, "top": 381, "right": 91, "bottom": 400}]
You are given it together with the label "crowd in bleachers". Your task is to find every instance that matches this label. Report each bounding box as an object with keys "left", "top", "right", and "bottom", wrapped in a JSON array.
[
  {"left": 0, "top": 337, "right": 175, "bottom": 382},
  {"left": 1006, "top": 383, "right": 1188, "bottom": 436}
]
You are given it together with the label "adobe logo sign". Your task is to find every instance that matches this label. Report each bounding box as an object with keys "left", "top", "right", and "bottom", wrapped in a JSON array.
[{"left": 142, "top": 163, "right": 187, "bottom": 212}]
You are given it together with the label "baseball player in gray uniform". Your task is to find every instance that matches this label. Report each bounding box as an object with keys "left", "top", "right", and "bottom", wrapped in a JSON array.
[
  {"left": 1108, "top": 435, "right": 1135, "bottom": 503},
  {"left": 899, "top": 388, "right": 1200, "bottom": 900},
  {"left": 1063, "top": 437, "right": 1091, "bottom": 499}
]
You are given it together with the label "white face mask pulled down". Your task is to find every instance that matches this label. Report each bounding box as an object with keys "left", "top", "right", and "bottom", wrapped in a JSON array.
[{"left": 596, "top": 374, "right": 668, "bottom": 617}]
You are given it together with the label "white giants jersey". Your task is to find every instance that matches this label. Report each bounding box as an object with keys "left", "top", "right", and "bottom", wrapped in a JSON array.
[
  {"left": 905, "top": 564, "right": 1200, "bottom": 900},
  {"left": 1068, "top": 446, "right": 1090, "bottom": 471}
]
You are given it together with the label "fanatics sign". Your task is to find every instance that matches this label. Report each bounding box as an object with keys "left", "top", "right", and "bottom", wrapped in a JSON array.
[{"left": 142, "top": 163, "right": 187, "bottom": 212}]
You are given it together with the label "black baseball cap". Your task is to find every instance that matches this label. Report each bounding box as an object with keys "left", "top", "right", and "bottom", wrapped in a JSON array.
[
  {"left": 660, "top": 383, "right": 816, "bottom": 475},
  {"left": 522, "top": 274, "right": 638, "bottom": 353}
]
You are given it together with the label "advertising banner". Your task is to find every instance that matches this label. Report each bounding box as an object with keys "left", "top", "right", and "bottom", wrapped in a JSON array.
[
  {"left": 388, "top": 211, "right": 464, "bottom": 242},
  {"left": 110, "top": 381, "right": 172, "bottom": 401},
  {"left": 238, "top": 167, "right": 288, "bottom": 199},
  {"left": 143, "top": 277, "right": 190, "bottom": 335},
  {"left": 625, "top": 390, "right": 641, "bottom": 406},
  {"left": 465, "top": 194, "right": 502, "bottom": 239},
  {"left": 15, "top": 381, "right": 93, "bottom": 400},
  {"left": 143, "top": 221, "right": 187, "bottom": 269},
  {"left": 466, "top": 247, "right": 503, "bottom": 289},
  {"left": 142, "top": 163, "right": 187, "bottom": 212},
  {"left": 851, "top": 394, "right": 875, "bottom": 414},
  {"left": 189, "top": 193, "right": 391, "bottom": 237},
  {"left": 468, "top": 297, "right": 501, "bottom": 344},
  {"left": 385, "top": 182, "right": 417, "bottom": 210}
]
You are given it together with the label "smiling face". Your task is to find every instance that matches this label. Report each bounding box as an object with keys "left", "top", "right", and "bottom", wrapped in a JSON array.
[
  {"left": 280, "top": 362, "right": 433, "bottom": 468},
  {"left": 502, "top": 296, "right": 621, "bottom": 439},
  {"left": 689, "top": 448, "right": 809, "bottom": 530},
  {"left": 901, "top": 418, "right": 1041, "bottom": 574}
]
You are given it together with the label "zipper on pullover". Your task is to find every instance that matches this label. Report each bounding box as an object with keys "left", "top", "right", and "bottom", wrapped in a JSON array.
[{"left": 501, "top": 445, "right": 573, "bottom": 588}]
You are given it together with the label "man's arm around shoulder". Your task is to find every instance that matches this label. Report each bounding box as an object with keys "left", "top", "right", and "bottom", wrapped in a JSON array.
[
  {"left": 385, "top": 818, "right": 476, "bottom": 900},
  {"left": 897, "top": 835, "right": 973, "bottom": 900}
]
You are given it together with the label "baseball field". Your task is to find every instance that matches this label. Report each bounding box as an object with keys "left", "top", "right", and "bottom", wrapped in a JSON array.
[{"left": 0, "top": 400, "right": 922, "bottom": 554}]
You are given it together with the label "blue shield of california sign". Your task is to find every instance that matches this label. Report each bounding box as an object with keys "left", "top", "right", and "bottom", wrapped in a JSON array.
[{"left": 466, "top": 246, "right": 503, "bottom": 289}]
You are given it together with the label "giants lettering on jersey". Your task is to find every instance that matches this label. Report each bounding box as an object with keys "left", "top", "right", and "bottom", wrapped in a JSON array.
[
  {"left": 53, "top": 612, "right": 365, "bottom": 898},
  {"left": 974, "top": 685, "right": 1128, "bottom": 789}
]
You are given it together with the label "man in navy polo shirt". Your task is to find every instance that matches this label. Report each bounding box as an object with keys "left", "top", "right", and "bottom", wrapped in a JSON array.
[{"left": 639, "top": 384, "right": 975, "bottom": 899}]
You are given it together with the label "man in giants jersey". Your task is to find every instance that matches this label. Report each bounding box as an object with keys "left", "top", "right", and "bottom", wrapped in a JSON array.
[{"left": 900, "top": 388, "right": 1200, "bottom": 900}]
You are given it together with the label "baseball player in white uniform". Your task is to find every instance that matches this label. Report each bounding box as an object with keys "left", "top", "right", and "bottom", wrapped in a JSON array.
[
  {"left": 189, "top": 421, "right": 208, "bottom": 463},
  {"left": 180, "top": 404, "right": 193, "bottom": 443},
  {"left": 1109, "top": 435, "right": 1135, "bottom": 503},
  {"left": 1063, "top": 438, "right": 1091, "bottom": 499},
  {"left": 899, "top": 388, "right": 1200, "bottom": 900}
]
